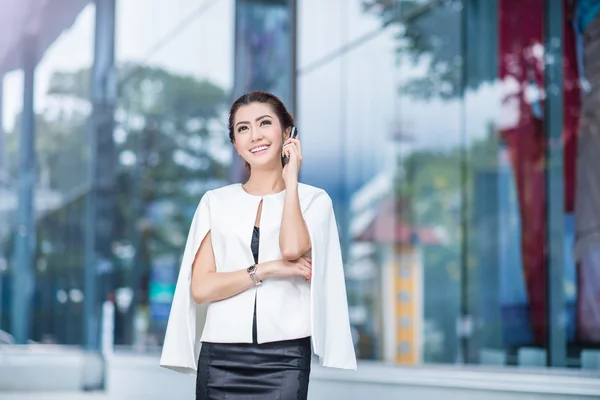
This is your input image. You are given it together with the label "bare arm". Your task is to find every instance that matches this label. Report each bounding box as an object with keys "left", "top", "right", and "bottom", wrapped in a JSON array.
[
  {"left": 191, "top": 230, "right": 312, "bottom": 304},
  {"left": 279, "top": 182, "right": 311, "bottom": 260},
  {"left": 190, "top": 231, "right": 254, "bottom": 304}
]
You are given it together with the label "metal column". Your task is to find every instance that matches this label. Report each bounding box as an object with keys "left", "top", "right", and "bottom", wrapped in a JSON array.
[
  {"left": 0, "top": 78, "right": 4, "bottom": 329},
  {"left": 84, "top": 0, "right": 117, "bottom": 350},
  {"left": 0, "top": 79, "right": 4, "bottom": 170},
  {"left": 288, "top": 0, "right": 297, "bottom": 118},
  {"left": 458, "top": 0, "right": 470, "bottom": 364},
  {"left": 11, "top": 35, "right": 37, "bottom": 345},
  {"left": 544, "top": 0, "right": 565, "bottom": 368}
]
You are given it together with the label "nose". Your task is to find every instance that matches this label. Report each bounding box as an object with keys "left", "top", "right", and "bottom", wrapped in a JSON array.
[{"left": 250, "top": 125, "right": 263, "bottom": 142}]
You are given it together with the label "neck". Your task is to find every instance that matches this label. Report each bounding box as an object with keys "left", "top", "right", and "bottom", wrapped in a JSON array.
[{"left": 244, "top": 166, "right": 286, "bottom": 195}]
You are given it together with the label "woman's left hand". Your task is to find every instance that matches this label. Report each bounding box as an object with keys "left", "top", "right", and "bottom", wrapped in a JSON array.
[{"left": 282, "top": 138, "right": 302, "bottom": 185}]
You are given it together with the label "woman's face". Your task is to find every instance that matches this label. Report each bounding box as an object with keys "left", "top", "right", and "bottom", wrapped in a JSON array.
[{"left": 232, "top": 102, "right": 287, "bottom": 170}]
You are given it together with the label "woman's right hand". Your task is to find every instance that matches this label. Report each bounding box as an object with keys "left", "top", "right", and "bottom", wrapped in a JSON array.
[{"left": 257, "top": 257, "right": 312, "bottom": 282}]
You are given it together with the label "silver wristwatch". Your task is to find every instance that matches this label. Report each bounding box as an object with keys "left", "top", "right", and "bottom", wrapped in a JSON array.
[{"left": 247, "top": 264, "right": 262, "bottom": 286}]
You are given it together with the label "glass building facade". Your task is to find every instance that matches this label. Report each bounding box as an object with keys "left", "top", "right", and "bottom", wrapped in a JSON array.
[{"left": 1, "top": 0, "right": 599, "bottom": 374}]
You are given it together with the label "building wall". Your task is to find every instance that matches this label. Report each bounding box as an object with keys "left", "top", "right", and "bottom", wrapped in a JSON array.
[{"left": 1, "top": 0, "right": 599, "bottom": 377}]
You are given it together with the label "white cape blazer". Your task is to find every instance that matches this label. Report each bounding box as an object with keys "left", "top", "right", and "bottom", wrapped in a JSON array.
[{"left": 160, "top": 183, "right": 357, "bottom": 376}]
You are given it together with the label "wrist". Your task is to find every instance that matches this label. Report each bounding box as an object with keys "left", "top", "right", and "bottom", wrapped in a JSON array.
[
  {"left": 255, "top": 262, "right": 272, "bottom": 279},
  {"left": 284, "top": 180, "right": 298, "bottom": 191}
]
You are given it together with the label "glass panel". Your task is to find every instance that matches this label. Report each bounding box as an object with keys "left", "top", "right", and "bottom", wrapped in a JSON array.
[
  {"left": 0, "top": 70, "right": 23, "bottom": 332},
  {"left": 335, "top": 0, "right": 464, "bottom": 365},
  {"left": 30, "top": 4, "right": 95, "bottom": 345},
  {"left": 1, "top": 0, "right": 597, "bottom": 374},
  {"left": 571, "top": 0, "right": 600, "bottom": 369},
  {"left": 301, "top": 0, "right": 599, "bottom": 369},
  {"left": 114, "top": 0, "right": 234, "bottom": 347},
  {"left": 467, "top": 0, "right": 536, "bottom": 366},
  {"left": 298, "top": 0, "right": 344, "bottom": 68},
  {"left": 299, "top": 0, "right": 400, "bottom": 362},
  {"left": 394, "top": 1, "right": 464, "bottom": 365}
]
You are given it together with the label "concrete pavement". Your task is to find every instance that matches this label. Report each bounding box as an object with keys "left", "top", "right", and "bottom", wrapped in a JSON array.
[
  {"left": 1, "top": 352, "right": 599, "bottom": 399},
  {"left": 0, "top": 393, "right": 109, "bottom": 399}
]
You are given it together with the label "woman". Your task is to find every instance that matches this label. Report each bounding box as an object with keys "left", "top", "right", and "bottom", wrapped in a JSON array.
[{"left": 160, "top": 91, "right": 356, "bottom": 399}]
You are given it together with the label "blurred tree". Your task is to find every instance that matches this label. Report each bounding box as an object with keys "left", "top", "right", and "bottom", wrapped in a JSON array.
[
  {"left": 393, "top": 125, "right": 500, "bottom": 362},
  {"left": 6, "top": 63, "right": 230, "bottom": 258},
  {"left": 34, "top": 63, "right": 230, "bottom": 254},
  {"left": 362, "top": 0, "right": 502, "bottom": 362},
  {"left": 361, "top": 0, "right": 498, "bottom": 100},
  {"left": 44, "top": 64, "right": 230, "bottom": 305},
  {"left": 361, "top": 0, "right": 462, "bottom": 100},
  {"left": 3, "top": 64, "right": 230, "bottom": 344},
  {"left": 4, "top": 111, "right": 88, "bottom": 194},
  {"left": 396, "top": 123, "right": 498, "bottom": 246}
]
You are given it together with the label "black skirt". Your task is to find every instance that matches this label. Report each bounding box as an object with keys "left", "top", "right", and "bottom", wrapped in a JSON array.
[{"left": 196, "top": 334, "right": 311, "bottom": 400}]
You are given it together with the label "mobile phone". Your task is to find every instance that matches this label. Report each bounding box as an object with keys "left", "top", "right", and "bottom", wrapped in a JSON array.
[{"left": 283, "top": 126, "right": 298, "bottom": 165}]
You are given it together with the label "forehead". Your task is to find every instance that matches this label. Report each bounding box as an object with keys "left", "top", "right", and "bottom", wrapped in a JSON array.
[{"left": 235, "top": 102, "right": 274, "bottom": 123}]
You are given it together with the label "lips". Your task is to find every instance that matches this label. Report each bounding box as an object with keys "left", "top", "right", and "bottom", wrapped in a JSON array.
[{"left": 250, "top": 144, "right": 270, "bottom": 154}]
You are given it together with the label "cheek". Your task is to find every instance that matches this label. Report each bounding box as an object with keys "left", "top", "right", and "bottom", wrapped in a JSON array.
[
  {"left": 266, "top": 126, "right": 283, "bottom": 145},
  {"left": 232, "top": 137, "right": 245, "bottom": 153},
  {"left": 234, "top": 132, "right": 247, "bottom": 145}
]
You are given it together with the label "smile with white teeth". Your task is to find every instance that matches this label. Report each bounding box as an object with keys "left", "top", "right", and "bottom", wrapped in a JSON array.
[{"left": 250, "top": 145, "right": 270, "bottom": 154}]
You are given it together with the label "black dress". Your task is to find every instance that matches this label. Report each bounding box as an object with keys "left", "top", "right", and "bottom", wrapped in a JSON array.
[{"left": 196, "top": 226, "right": 311, "bottom": 400}]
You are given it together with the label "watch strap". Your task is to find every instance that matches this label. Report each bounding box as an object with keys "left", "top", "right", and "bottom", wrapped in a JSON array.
[{"left": 247, "top": 264, "right": 262, "bottom": 286}]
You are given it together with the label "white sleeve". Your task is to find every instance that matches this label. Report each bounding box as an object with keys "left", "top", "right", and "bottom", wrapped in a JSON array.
[
  {"left": 160, "top": 192, "right": 211, "bottom": 376},
  {"left": 303, "top": 191, "right": 357, "bottom": 370}
]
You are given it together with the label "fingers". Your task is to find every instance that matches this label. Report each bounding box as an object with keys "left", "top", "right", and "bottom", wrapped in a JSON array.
[
  {"left": 283, "top": 143, "right": 298, "bottom": 159},
  {"left": 304, "top": 258, "right": 312, "bottom": 282},
  {"left": 287, "top": 257, "right": 311, "bottom": 267},
  {"left": 284, "top": 138, "right": 301, "bottom": 151},
  {"left": 279, "top": 257, "right": 312, "bottom": 281},
  {"left": 283, "top": 137, "right": 300, "bottom": 146},
  {"left": 286, "top": 257, "right": 311, "bottom": 280},
  {"left": 283, "top": 138, "right": 302, "bottom": 161},
  {"left": 298, "top": 257, "right": 312, "bottom": 281},
  {"left": 297, "top": 265, "right": 312, "bottom": 281}
]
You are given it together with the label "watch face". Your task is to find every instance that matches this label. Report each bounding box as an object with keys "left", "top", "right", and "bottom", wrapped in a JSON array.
[{"left": 247, "top": 265, "right": 256, "bottom": 273}]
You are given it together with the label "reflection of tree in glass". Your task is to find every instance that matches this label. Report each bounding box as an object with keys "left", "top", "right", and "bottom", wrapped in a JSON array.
[
  {"left": 393, "top": 124, "right": 500, "bottom": 362},
  {"left": 7, "top": 64, "right": 229, "bottom": 274},
  {"left": 2, "top": 65, "right": 231, "bottom": 343},
  {"left": 361, "top": 0, "right": 463, "bottom": 100},
  {"left": 4, "top": 82, "right": 90, "bottom": 194},
  {"left": 49, "top": 63, "right": 229, "bottom": 250}
]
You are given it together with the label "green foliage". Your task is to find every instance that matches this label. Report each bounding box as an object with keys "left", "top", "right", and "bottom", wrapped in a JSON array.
[
  {"left": 109, "top": 64, "right": 230, "bottom": 260},
  {"left": 393, "top": 127, "right": 499, "bottom": 362},
  {"left": 397, "top": 126, "right": 499, "bottom": 239},
  {"left": 361, "top": 0, "right": 463, "bottom": 100},
  {"left": 5, "top": 64, "right": 231, "bottom": 278}
]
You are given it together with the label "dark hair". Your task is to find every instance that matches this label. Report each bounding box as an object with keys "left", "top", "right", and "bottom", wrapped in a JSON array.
[{"left": 228, "top": 91, "right": 294, "bottom": 171}]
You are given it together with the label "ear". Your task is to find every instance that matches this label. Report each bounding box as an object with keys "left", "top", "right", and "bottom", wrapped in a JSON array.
[{"left": 283, "top": 126, "right": 292, "bottom": 141}]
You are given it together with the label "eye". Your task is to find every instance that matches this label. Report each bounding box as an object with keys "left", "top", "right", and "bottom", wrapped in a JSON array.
[
  {"left": 260, "top": 120, "right": 272, "bottom": 126},
  {"left": 237, "top": 125, "right": 248, "bottom": 133}
]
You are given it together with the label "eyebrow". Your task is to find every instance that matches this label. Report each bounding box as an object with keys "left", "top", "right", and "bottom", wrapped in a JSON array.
[{"left": 235, "top": 114, "right": 272, "bottom": 127}]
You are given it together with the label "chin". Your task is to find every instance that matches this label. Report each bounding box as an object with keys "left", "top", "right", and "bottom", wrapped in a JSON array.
[{"left": 247, "top": 157, "right": 281, "bottom": 170}]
